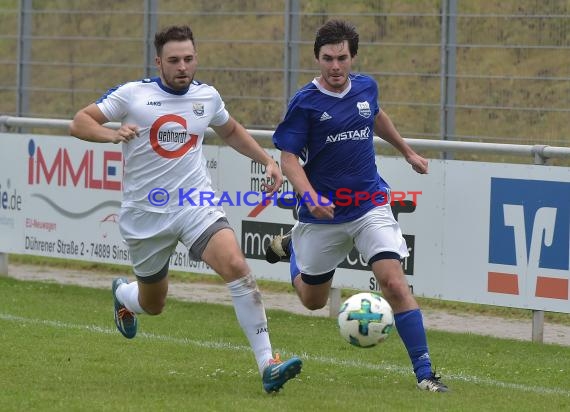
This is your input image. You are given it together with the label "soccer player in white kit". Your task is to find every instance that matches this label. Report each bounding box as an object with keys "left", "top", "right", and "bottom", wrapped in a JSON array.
[{"left": 69, "top": 24, "right": 301, "bottom": 393}]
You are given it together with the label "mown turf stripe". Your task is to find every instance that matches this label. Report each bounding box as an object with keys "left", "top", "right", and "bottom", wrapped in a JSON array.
[{"left": 1, "top": 312, "right": 568, "bottom": 397}]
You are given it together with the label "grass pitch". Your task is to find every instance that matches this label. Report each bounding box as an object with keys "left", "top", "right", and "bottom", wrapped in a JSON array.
[{"left": 0, "top": 276, "right": 569, "bottom": 412}]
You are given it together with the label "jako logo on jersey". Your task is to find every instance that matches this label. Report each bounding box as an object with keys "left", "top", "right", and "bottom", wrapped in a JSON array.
[
  {"left": 27, "top": 139, "right": 121, "bottom": 191},
  {"left": 326, "top": 127, "right": 370, "bottom": 143},
  {"left": 357, "top": 101, "right": 371, "bottom": 118},
  {"left": 488, "top": 178, "right": 570, "bottom": 300},
  {"left": 150, "top": 114, "right": 198, "bottom": 159},
  {"left": 147, "top": 101, "right": 161, "bottom": 106}
]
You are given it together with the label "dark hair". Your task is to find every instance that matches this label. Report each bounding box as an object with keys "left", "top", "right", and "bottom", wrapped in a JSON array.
[
  {"left": 314, "top": 20, "right": 359, "bottom": 59},
  {"left": 154, "top": 25, "right": 195, "bottom": 56}
]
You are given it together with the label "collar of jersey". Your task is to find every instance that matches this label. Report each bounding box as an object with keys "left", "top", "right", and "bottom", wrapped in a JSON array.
[
  {"left": 155, "top": 77, "right": 190, "bottom": 95},
  {"left": 312, "top": 77, "right": 352, "bottom": 98}
]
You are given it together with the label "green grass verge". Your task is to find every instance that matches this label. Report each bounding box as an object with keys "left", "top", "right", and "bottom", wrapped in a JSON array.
[
  {"left": 0, "top": 277, "right": 569, "bottom": 412},
  {"left": 6, "top": 253, "right": 570, "bottom": 326}
]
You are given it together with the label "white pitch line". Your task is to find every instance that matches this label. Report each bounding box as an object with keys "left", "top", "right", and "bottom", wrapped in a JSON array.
[{"left": 1, "top": 312, "right": 568, "bottom": 397}]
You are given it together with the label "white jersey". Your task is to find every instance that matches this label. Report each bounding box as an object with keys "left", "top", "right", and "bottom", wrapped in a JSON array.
[{"left": 97, "top": 77, "right": 230, "bottom": 212}]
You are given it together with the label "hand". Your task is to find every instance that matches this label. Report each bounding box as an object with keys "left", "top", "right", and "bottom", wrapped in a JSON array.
[
  {"left": 112, "top": 124, "right": 139, "bottom": 144},
  {"left": 260, "top": 160, "right": 284, "bottom": 196},
  {"left": 307, "top": 194, "right": 335, "bottom": 220},
  {"left": 407, "top": 153, "right": 428, "bottom": 174}
]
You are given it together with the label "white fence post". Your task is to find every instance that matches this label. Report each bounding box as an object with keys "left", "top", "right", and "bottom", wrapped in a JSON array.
[
  {"left": 329, "top": 287, "right": 341, "bottom": 318},
  {"left": 529, "top": 144, "right": 549, "bottom": 343},
  {"left": 532, "top": 310, "right": 545, "bottom": 343}
]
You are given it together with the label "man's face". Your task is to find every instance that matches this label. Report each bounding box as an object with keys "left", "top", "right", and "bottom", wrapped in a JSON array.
[
  {"left": 156, "top": 40, "right": 198, "bottom": 90},
  {"left": 316, "top": 40, "right": 353, "bottom": 92}
]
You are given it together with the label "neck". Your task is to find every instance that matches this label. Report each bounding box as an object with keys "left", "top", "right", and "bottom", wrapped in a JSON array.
[{"left": 318, "top": 76, "right": 349, "bottom": 93}]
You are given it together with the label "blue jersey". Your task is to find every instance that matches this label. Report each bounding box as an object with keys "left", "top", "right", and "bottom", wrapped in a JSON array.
[{"left": 273, "top": 74, "right": 390, "bottom": 224}]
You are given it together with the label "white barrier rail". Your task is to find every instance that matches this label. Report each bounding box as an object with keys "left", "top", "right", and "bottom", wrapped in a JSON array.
[{"left": 3, "top": 115, "right": 570, "bottom": 162}]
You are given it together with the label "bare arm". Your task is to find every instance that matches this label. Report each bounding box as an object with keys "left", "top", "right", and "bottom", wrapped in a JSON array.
[
  {"left": 374, "top": 110, "right": 428, "bottom": 174},
  {"left": 281, "top": 151, "right": 334, "bottom": 220},
  {"left": 212, "top": 116, "right": 283, "bottom": 195},
  {"left": 69, "top": 103, "right": 138, "bottom": 144}
]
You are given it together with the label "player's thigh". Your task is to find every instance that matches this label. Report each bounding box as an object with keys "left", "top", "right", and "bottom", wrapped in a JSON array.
[
  {"left": 176, "top": 206, "right": 248, "bottom": 282},
  {"left": 371, "top": 258, "right": 406, "bottom": 285},
  {"left": 201, "top": 227, "right": 249, "bottom": 282},
  {"left": 370, "top": 258, "right": 416, "bottom": 311},
  {"left": 119, "top": 207, "right": 178, "bottom": 282},
  {"left": 297, "top": 275, "right": 334, "bottom": 307},
  {"left": 352, "top": 206, "right": 409, "bottom": 264},
  {"left": 177, "top": 205, "right": 227, "bottom": 257},
  {"left": 292, "top": 221, "right": 352, "bottom": 275}
]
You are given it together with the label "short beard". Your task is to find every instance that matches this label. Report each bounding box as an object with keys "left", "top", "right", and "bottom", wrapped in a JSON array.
[{"left": 161, "top": 70, "right": 192, "bottom": 91}]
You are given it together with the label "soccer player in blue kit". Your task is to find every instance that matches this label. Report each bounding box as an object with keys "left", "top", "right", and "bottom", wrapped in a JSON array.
[
  {"left": 70, "top": 24, "right": 301, "bottom": 393},
  {"left": 265, "top": 20, "right": 448, "bottom": 392}
]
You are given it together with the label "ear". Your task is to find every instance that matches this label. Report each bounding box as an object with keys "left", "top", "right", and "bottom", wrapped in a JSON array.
[{"left": 155, "top": 56, "right": 161, "bottom": 67}]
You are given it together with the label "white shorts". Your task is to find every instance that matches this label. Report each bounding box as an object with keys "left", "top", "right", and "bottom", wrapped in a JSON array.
[
  {"left": 292, "top": 205, "right": 409, "bottom": 276},
  {"left": 119, "top": 205, "right": 226, "bottom": 278}
]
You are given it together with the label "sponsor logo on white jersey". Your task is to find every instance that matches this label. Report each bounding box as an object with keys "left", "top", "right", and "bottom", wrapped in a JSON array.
[
  {"left": 157, "top": 129, "right": 187, "bottom": 143},
  {"left": 150, "top": 114, "right": 199, "bottom": 158}
]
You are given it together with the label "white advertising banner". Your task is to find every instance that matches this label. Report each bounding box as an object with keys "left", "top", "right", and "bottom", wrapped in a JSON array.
[
  {"left": 1, "top": 132, "right": 569, "bottom": 313},
  {"left": 0, "top": 133, "right": 218, "bottom": 274},
  {"left": 442, "top": 161, "right": 570, "bottom": 313},
  {"left": 2, "top": 134, "right": 126, "bottom": 262},
  {"left": 0, "top": 135, "right": 26, "bottom": 252}
]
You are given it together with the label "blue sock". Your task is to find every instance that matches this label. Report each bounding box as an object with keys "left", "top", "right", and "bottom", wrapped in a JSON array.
[
  {"left": 394, "top": 309, "right": 433, "bottom": 382},
  {"left": 289, "top": 244, "right": 300, "bottom": 285}
]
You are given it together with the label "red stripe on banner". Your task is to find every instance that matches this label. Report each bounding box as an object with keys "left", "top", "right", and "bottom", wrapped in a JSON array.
[
  {"left": 535, "top": 276, "right": 569, "bottom": 300},
  {"left": 487, "top": 272, "right": 519, "bottom": 295},
  {"left": 247, "top": 199, "right": 271, "bottom": 217}
]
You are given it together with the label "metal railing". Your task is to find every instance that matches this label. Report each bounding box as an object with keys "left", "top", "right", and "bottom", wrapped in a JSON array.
[{"left": 3, "top": 115, "right": 570, "bottom": 165}]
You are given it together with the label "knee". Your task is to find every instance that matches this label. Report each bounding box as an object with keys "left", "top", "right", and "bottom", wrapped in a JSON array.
[
  {"left": 299, "top": 294, "right": 328, "bottom": 311},
  {"left": 224, "top": 254, "right": 250, "bottom": 277},
  {"left": 378, "top": 276, "right": 410, "bottom": 300},
  {"left": 304, "top": 300, "right": 327, "bottom": 311}
]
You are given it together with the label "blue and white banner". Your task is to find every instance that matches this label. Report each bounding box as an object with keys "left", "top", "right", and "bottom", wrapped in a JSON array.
[{"left": 1, "top": 132, "right": 569, "bottom": 313}]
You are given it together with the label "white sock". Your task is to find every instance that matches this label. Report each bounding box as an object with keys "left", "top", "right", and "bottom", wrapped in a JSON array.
[
  {"left": 227, "top": 274, "right": 273, "bottom": 375},
  {"left": 116, "top": 281, "right": 144, "bottom": 314}
]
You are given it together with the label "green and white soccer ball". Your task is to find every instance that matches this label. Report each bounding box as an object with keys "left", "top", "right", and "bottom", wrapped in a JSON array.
[{"left": 337, "top": 292, "right": 394, "bottom": 348}]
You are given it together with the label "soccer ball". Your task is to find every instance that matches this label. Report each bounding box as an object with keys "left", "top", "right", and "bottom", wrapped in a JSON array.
[{"left": 337, "top": 292, "right": 394, "bottom": 348}]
